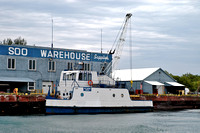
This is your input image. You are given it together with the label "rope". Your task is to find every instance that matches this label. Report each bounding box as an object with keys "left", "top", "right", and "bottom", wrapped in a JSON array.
[{"left": 129, "top": 17, "right": 133, "bottom": 81}]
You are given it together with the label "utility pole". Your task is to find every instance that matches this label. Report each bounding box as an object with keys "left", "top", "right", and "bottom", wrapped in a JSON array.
[
  {"left": 101, "top": 29, "right": 102, "bottom": 53},
  {"left": 49, "top": 18, "right": 54, "bottom": 62}
]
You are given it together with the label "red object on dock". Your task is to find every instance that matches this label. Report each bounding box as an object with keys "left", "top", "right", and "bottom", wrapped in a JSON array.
[{"left": 135, "top": 90, "right": 143, "bottom": 94}]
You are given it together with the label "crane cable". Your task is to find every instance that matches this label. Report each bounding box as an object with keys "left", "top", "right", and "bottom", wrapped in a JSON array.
[{"left": 110, "top": 17, "right": 127, "bottom": 54}]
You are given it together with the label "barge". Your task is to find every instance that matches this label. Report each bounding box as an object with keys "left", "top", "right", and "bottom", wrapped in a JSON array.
[
  {"left": 0, "top": 94, "right": 45, "bottom": 115},
  {"left": 131, "top": 95, "right": 200, "bottom": 110}
]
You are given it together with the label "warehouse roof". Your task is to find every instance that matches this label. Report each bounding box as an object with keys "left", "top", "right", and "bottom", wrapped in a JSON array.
[
  {"left": 112, "top": 67, "right": 160, "bottom": 81},
  {"left": 145, "top": 81, "right": 164, "bottom": 86},
  {"left": 165, "top": 82, "right": 185, "bottom": 87}
]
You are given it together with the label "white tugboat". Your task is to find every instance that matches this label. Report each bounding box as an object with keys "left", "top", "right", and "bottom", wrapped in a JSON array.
[{"left": 45, "top": 70, "right": 153, "bottom": 114}]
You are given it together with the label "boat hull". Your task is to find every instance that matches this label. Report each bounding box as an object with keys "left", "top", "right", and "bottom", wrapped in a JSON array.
[{"left": 46, "top": 106, "right": 153, "bottom": 114}]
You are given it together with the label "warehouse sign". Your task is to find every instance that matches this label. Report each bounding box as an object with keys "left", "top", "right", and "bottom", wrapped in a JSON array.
[
  {"left": 8, "top": 47, "right": 28, "bottom": 56},
  {"left": 40, "top": 49, "right": 91, "bottom": 60},
  {"left": 0, "top": 45, "right": 112, "bottom": 62}
]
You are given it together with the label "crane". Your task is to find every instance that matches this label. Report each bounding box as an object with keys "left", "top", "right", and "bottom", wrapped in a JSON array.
[{"left": 102, "top": 13, "right": 132, "bottom": 77}]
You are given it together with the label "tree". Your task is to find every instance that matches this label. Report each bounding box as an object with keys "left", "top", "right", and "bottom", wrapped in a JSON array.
[
  {"left": 14, "top": 37, "right": 27, "bottom": 45},
  {"left": 165, "top": 71, "right": 200, "bottom": 92},
  {"left": 2, "top": 38, "right": 13, "bottom": 45},
  {"left": 170, "top": 73, "right": 200, "bottom": 92},
  {"left": 1, "top": 37, "right": 27, "bottom": 45}
]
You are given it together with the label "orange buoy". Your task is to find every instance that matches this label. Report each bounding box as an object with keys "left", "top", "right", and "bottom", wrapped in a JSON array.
[{"left": 88, "top": 80, "right": 93, "bottom": 86}]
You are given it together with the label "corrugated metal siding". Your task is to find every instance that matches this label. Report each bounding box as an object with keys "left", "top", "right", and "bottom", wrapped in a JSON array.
[{"left": 145, "top": 69, "right": 175, "bottom": 82}]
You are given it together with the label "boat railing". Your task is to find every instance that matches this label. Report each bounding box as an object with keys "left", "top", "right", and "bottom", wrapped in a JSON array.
[
  {"left": 71, "top": 79, "right": 80, "bottom": 88},
  {"left": 99, "top": 80, "right": 113, "bottom": 86}
]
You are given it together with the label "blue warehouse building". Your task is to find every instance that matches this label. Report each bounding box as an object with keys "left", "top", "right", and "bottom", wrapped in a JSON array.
[{"left": 0, "top": 44, "right": 112, "bottom": 93}]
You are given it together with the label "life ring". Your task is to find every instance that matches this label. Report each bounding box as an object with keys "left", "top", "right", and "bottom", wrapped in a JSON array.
[
  {"left": 88, "top": 80, "right": 93, "bottom": 86},
  {"left": 13, "top": 88, "right": 18, "bottom": 94}
]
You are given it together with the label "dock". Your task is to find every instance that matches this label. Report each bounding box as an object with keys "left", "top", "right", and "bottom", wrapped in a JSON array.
[{"left": 0, "top": 94, "right": 46, "bottom": 115}]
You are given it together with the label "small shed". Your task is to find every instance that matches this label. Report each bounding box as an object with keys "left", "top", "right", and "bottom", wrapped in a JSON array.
[{"left": 113, "top": 68, "right": 185, "bottom": 94}]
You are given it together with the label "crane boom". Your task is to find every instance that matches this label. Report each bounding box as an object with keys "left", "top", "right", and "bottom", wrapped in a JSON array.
[{"left": 103, "top": 13, "right": 132, "bottom": 76}]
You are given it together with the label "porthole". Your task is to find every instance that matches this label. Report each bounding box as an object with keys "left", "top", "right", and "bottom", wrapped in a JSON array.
[
  {"left": 80, "top": 93, "right": 84, "bottom": 97},
  {"left": 121, "top": 94, "right": 124, "bottom": 98},
  {"left": 113, "top": 94, "right": 115, "bottom": 97},
  {"left": 63, "top": 93, "right": 65, "bottom": 96}
]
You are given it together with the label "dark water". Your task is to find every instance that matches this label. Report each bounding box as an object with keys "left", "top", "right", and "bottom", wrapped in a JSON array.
[{"left": 0, "top": 109, "right": 200, "bottom": 133}]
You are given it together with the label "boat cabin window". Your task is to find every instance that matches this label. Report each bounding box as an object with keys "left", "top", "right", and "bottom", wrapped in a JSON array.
[
  {"left": 78, "top": 73, "right": 83, "bottom": 80},
  {"left": 63, "top": 73, "right": 66, "bottom": 80},
  {"left": 63, "top": 73, "right": 76, "bottom": 81},
  {"left": 78, "top": 72, "right": 92, "bottom": 81},
  {"left": 88, "top": 73, "right": 92, "bottom": 80}
]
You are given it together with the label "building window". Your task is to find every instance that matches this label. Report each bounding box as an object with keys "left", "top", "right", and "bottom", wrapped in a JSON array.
[
  {"left": 28, "top": 60, "right": 36, "bottom": 70},
  {"left": 67, "top": 62, "right": 73, "bottom": 70},
  {"left": 48, "top": 60, "right": 56, "bottom": 71},
  {"left": 84, "top": 63, "right": 90, "bottom": 71},
  {"left": 28, "top": 82, "right": 35, "bottom": 91},
  {"left": 7, "top": 58, "right": 15, "bottom": 69}
]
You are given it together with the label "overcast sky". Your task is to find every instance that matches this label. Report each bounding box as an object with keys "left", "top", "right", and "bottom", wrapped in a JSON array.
[{"left": 0, "top": 0, "right": 199, "bottom": 75}]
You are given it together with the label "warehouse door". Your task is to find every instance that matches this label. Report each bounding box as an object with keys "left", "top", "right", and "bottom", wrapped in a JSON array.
[
  {"left": 152, "top": 85, "right": 158, "bottom": 94},
  {"left": 157, "top": 85, "right": 164, "bottom": 94},
  {"left": 42, "top": 82, "right": 52, "bottom": 94}
]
